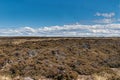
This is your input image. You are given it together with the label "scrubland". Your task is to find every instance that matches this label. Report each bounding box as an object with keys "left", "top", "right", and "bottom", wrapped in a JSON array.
[{"left": 0, "top": 37, "right": 120, "bottom": 80}]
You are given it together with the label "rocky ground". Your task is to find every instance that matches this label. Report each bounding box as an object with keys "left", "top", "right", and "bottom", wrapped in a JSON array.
[{"left": 0, "top": 37, "right": 120, "bottom": 80}]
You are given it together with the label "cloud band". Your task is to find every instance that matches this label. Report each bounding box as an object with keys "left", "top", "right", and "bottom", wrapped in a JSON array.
[{"left": 0, "top": 24, "right": 120, "bottom": 37}]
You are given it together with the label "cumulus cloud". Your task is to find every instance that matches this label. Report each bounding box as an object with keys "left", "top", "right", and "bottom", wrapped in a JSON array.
[
  {"left": 94, "top": 12, "right": 117, "bottom": 24},
  {"left": 0, "top": 23, "right": 120, "bottom": 37},
  {"left": 95, "top": 12, "right": 115, "bottom": 18}
]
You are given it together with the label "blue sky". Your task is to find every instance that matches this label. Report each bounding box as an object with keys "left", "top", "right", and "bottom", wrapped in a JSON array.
[{"left": 0, "top": 0, "right": 120, "bottom": 36}]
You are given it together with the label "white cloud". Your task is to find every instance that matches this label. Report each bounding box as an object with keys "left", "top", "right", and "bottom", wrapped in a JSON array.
[
  {"left": 0, "top": 23, "right": 120, "bottom": 37},
  {"left": 95, "top": 12, "right": 115, "bottom": 18},
  {"left": 94, "top": 12, "right": 117, "bottom": 24},
  {"left": 94, "top": 18, "right": 115, "bottom": 24}
]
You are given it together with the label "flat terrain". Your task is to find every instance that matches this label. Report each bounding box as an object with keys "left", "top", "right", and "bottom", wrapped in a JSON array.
[{"left": 0, "top": 37, "right": 120, "bottom": 80}]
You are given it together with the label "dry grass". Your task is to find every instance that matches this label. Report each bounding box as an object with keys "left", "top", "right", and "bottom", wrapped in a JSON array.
[
  {"left": 0, "top": 37, "right": 120, "bottom": 80},
  {"left": 0, "top": 75, "right": 12, "bottom": 80}
]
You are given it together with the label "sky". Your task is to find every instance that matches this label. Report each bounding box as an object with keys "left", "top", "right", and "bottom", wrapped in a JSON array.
[{"left": 0, "top": 0, "right": 120, "bottom": 36}]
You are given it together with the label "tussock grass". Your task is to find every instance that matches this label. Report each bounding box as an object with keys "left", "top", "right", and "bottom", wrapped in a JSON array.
[{"left": 0, "top": 38, "right": 120, "bottom": 80}]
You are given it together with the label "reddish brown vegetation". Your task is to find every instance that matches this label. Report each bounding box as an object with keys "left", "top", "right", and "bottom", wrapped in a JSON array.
[{"left": 0, "top": 37, "right": 120, "bottom": 80}]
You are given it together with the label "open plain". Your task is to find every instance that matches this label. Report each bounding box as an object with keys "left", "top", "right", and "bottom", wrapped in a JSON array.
[{"left": 0, "top": 37, "right": 120, "bottom": 80}]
